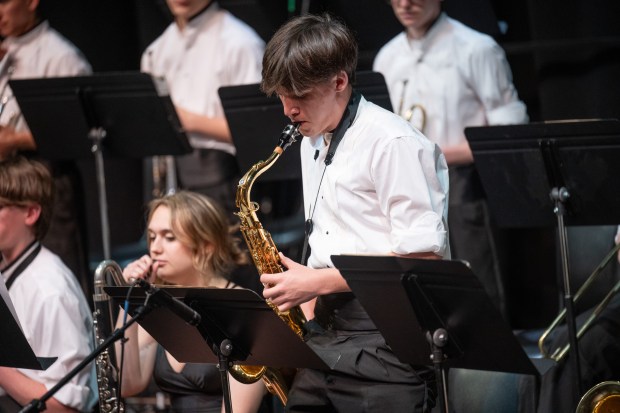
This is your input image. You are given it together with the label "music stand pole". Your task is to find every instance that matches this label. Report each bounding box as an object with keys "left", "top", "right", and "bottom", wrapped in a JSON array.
[
  {"left": 551, "top": 186, "right": 582, "bottom": 399},
  {"left": 427, "top": 328, "right": 449, "bottom": 413},
  {"left": 215, "top": 339, "right": 235, "bottom": 413},
  {"left": 89, "top": 126, "right": 111, "bottom": 260}
]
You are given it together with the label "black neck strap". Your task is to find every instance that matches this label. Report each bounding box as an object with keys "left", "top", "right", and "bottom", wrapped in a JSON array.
[{"left": 324, "top": 89, "right": 361, "bottom": 166}]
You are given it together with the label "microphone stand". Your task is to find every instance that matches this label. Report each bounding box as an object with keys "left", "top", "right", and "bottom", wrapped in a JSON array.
[{"left": 18, "top": 304, "right": 153, "bottom": 413}]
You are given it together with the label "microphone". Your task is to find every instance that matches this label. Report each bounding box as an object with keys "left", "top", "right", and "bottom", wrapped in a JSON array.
[
  {"left": 314, "top": 149, "right": 319, "bottom": 160},
  {"left": 135, "top": 279, "right": 201, "bottom": 326}
]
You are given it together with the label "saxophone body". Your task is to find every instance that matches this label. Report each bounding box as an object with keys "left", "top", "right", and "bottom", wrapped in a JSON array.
[
  {"left": 93, "top": 260, "right": 126, "bottom": 413},
  {"left": 232, "top": 123, "right": 306, "bottom": 405}
]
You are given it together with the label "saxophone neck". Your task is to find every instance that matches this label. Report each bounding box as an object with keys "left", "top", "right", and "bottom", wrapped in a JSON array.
[
  {"left": 236, "top": 149, "right": 282, "bottom": 213},
  {"left": 237, "top": 123, "right": 300, "bottom": 201}
]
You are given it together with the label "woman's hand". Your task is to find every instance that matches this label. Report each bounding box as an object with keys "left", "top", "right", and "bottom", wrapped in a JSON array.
[{"left": 122, "top": 255, "right": 159, "bottom": 284}]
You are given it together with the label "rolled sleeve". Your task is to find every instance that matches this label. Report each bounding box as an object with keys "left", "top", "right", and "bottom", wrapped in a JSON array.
[
  {"left": 392, "top": 211, "right": 448, "bottom": 257},
  {"left": 469, "top": 42, "right": 529, "bottom": 125},
  {"left": 373, "top": 135, "right": 449, "bottom": 257}
]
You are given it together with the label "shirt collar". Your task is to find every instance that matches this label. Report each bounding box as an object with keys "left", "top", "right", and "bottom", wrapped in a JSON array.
[
  {"left": 323, "top": 132, "right": 332, "bottom": 146},
  {"left": 405, "top": 12, "right": 448, "bottom": 58},
  {"left": 1, "top": 240, "right": 40, "bottom": 281},
  {"left": 175, "top": 1, "right": 219, "bottom": 46}
]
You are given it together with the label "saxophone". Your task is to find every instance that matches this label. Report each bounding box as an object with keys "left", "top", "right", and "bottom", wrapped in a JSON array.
[
  {"left": 93, "top": 260, "right": 126, "bottom": 413},
  {"left": 231, "top": 123, "right": 307, "bottom": 405}
]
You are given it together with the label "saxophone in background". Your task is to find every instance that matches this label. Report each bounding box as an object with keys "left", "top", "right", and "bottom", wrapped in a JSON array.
[
  {"left": 93, "top": 260, "right": 126, "bottom": 413},
  {"left": 232, "top": 123, "right": 306, "bottom": 405}
]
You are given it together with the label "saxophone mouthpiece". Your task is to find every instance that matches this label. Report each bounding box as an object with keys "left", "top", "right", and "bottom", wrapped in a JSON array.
[{"left": 278, "top": 123, "right": 301, "bottom": 151}]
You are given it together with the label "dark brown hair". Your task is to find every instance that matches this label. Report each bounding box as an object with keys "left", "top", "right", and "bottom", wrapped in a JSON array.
[
  {"left": 0, "top": 156, "right": 54, "bottom": 240},
  {"left": 261, "top": 13, "right": 358, "bottom": 96}
]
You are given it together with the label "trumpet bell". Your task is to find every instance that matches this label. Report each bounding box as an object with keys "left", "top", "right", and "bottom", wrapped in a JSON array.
[{"left": 576, "top": 381, "right": 620, "bottom": 413}]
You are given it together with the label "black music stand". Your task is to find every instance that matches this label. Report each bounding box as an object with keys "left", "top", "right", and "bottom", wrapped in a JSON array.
[
  {"left": 105, "top": 285, "right": 329, "bottom": 413},
  {"left": 9, "top": 72, "right": 192, "bottom": 260},
  {"left": 0, "top": 282, "right": 56, "bottom": 370},
  {"left": 465, "top": 118, "right": 620, "bottom": 398},
  {"left": 332, "top": 255, "right": 539, "bottom": 413},
  {"left": 219, "top": 70, "right": 393, "bottom": 182}
]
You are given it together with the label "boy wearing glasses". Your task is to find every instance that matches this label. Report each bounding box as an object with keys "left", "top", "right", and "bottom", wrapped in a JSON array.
[{"left": 0, "top": 156, "right": 95, "bottom": 413}]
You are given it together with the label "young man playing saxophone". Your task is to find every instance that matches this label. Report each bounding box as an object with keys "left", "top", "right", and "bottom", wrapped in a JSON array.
[{"left": 259, "top": 13, "right": 450, "bottom": 412}]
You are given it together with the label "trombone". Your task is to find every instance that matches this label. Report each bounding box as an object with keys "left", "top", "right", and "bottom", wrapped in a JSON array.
[{"left": 538, "top": 242, "right": 620, "bottom": 362}]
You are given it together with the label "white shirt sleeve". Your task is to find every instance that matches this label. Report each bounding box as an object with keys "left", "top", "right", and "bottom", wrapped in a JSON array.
[
  {"left": 371, "top": 135, "right": 449, "bottom": 257},
  {"left": 467, "top": 41, "right": 528, "bottom": 125}
]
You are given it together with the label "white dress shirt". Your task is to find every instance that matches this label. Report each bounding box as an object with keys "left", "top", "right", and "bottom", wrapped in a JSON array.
[
  {"left": 1, "top": 244, "right": 97, "bottom": 411},
  {"left": 141, "top": 2, "right": 264, "bottom": 155},
  {"left": 373, "top": 13, "right": 528, "bottom": 149},
  {"left": 300, "top": 97, "right": 449, "bottom": 270}
]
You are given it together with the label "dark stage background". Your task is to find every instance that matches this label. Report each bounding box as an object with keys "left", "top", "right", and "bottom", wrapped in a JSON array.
[{"left": 37, "top": 0, "right": 620, "bottom": 329}]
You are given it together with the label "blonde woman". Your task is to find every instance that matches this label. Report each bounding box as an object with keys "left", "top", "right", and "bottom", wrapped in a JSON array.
[{"left": 116, "top": 191, "right": 265, "bottom": 413}]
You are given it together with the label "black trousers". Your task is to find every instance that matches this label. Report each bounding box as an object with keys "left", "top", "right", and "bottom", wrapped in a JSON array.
[{"left": 286, "top": 294, "right": 435, "bottom": 413}]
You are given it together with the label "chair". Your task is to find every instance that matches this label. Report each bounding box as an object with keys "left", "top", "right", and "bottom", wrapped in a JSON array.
[{"left": 447, "top": 368, "right": 537, "bottom": 413}]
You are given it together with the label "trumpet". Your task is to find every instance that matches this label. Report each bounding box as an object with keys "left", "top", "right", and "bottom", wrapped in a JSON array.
[
  {"left": 538, "top": 242, "right": 620, "bottom": 362},
  {"left": 403, "top": 103, "right": 427, "bottom": 132},
  {"left": 397, "top": 79, "right": 427, "bottom": 132}
]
